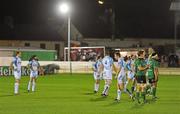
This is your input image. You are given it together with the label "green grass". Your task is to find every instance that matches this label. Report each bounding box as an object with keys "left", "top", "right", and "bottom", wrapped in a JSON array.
[{"left": 0, "top": 74, "right": 180, "bottom": 114}]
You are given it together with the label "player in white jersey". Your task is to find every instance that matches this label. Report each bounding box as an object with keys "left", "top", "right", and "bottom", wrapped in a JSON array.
[
  {"left": 27, "top": 55, "right": 40, "bottom": 92},
  {"left": 101, "top": 51, "right": 116, "bottom": 96},
  {"left": 124, "top": 55, "right": 136, "bottom": 94},
  {"left": 11, "top": 51, "right": 22, "bottom": 95},
  {"left": 114, "top": 53, "right": 132, "bottom": 101},
  {"left": 92, "top": 55, "right": 103, "bottom": 93}
]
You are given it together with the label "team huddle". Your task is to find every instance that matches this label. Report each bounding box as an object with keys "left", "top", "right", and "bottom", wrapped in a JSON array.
[
  {"left": 11, "top": 51, "right": 40, "bottom": 95},
  {"left": 92, "top": 48, "right": 159, "bottom": 104}
]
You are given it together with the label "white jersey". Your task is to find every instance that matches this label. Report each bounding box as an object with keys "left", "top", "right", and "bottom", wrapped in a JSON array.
[
  {"left": 117, "top": 58, "right": 126, "bottom": 75},
  {"left": 93, "top": 60, "right": 102, "bottom": 80},
  {"left": 12, "top": 56, "right": 22, "bottom": 72},
  {"left": 102, "top": 56, "right": 114, "bottom": 80},
  {"left": 126, "top": 59, "right": 135, "bottom": 79},
  {"left": 29, "top": 60, "right": 40, "bottom": 71},
  {"left": 29, "top": 60, "right": 40, "bottom": 77},
  {"left": 93, "top": 60, "right": 102, "bottom": 74},
  {"left": 117, "top": 58, "right": 126, "bottom": 84},
  {"left": 102, "top": 56, "right": 114, "bottom": 71},
  {"left": 12, "top": 56, "right": 22, "bottom": 79}
]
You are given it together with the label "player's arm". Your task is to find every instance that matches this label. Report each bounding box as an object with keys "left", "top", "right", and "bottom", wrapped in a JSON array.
[
  {"left": 11, "top": 58, "right": 17, "bottom": 70},
  {"left": 112, "top": 63, "right": 118, "bottom": 74},
  {"left": 92, "top": 64, "right": 96, "bottom": 72},
  {"left": 138, "top": 66, "right": 149, "bottom": 71},
  {"left": 38, "top": 62, "right": 41, "bottom": 70},
  {"left": 10, "top": 61, "right": 13, "bottom": 70}
]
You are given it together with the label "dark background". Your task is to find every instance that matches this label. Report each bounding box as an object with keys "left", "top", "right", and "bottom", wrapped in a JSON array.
[{"left": 0, "top": 0, "right": 175, "bottom": 39}]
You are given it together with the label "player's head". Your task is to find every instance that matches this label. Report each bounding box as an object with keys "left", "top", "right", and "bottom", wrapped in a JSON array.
[
  {"left": 16, "top": 51, "right": 21, "bottom": 57},
  {"left": 33, "top": 55, "right": 38, "bottom": 60},
  {"left": 105, "top": 51, "right": 110, "bottom": 56},
  {"left": 137, "top": 50, "right": 145, "bottom": 58},
  {"left": 131, "top": 54, "right": 135, "bottom": 60},
  {"left": 114, "top": 52, "right": 120, "bottom": 60},
  {"left": 124, "top": 56, "right": 128, "bottom": 62}
]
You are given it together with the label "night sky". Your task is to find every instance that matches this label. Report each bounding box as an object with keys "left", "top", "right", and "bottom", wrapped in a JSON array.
[{"left": 0, "top": 0, "right": 176, "bottom": 39}]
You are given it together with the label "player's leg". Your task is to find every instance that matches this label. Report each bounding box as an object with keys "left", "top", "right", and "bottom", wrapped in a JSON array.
[
  {"left": 94, "top": 79, "right": 100, "bottom": 93},
  {"left": 32, "top": 77, "right": 36, "bottom": 92},
  {"left": 102, "top": 79, "right": 111, "bottom": 96},
  {"left": 102, "top": 71, "right": 112, "bottom": 96},
  {"left": 27, "top": 77, "right": 33, "bottom": 92},
  {"left": 32, "top": 71, "right": 38, "bottom": 92},
  {"left": 116, "top": 80, "right": 124, "bottom": 101},
  {"left": 94, "top": 73, "right": 100, "bottom": 93},
  {"left": 28, "top": 71, "right": 34, "bottom": 92},
  {"left": 123, "top": 75, "right": 132, "bottom": 97},
  {"left": 14, "top": 71, "right": 21, "bottom": 95},
  {"left": 152, "top": 81, "right": 157, "bottom": 99},
  {"left": 141, "top": 83, "right": 147, "bottom": 103},
  {"left": 124, "top": 72, "right": 130, "bottom": 91},
  {"left": 135, "top": 83, "right": 141, "bottom": 103}
]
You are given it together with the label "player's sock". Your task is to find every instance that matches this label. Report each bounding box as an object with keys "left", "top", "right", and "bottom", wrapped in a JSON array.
[
  {"left": 117, "top": 89, "right": 121, "bottom": 100},
  {"left": 27, "top": 81, "right": 31, "bottom": 91},
  {"left": 152, "top": 87, "right": 156, "bottom": 98},
  {"left": 131, "top": 86, "right": 135, "bottom": 94},
  {"left": 32, "top": 81, "right": 36, "bottom": 92},
  {"left": 94, "top": 83, "right": 99, "bottom": 92},
  {"left": 103, "top": 84, "right": 109, "bottom": 95},
  {"left": 124, "top": 81, "right": 128, "bottom": 91},
  {"left": 126, "top": 88, "right": 132, "bottom": 97},
  {"left": 136, "top": 92, "right": 140, "bottom": 102},
  {"left": 146, "top": 84, "right": 151, "bottom": 94},
  {"left": 142, "top": 91, "right": 146, "bottom": 102},
  {"left": 14, "top": 83, "right": 19, "bottom": 94}
]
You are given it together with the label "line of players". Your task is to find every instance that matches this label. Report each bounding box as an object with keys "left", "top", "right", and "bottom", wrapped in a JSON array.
[
  {"left": 11, "top": 51, "right": 40, "bottom": 95},
  {"left": 92, "top": 48, "right": 159, "bottom": 103}
]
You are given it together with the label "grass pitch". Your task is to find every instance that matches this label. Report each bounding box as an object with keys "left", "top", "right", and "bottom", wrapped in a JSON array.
[{"left": 0, "top": 74, "right": 180, "bottom": 114}]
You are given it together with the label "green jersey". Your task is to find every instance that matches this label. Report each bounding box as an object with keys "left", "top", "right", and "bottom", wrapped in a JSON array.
[
  {"left": 134, "top": 58, "right": 147, "bottom": 77},
  {"left": 147, "top": 59, "right": 159, "bottom": 79}
]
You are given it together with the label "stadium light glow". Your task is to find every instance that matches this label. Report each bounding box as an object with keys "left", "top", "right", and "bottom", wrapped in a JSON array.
[
  {"left": 58, "top": 3, "right": 70, "bottom": 14},
  {"left": 98, "top": 0, "right": 104, "bottom": 5}
]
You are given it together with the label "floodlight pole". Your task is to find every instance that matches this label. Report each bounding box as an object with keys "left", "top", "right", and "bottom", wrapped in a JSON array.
[
  {"left": 174, "top": 13, "right": 177, "bottom": 53},
  {"left": 67, "top": 14, "right": 72, "bottom": 74}
]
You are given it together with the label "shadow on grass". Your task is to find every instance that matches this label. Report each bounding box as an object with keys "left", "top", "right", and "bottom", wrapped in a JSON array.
[
  {"left": 105, "top": 100, "right": 121, "bottom": 107},
  {"left": 130, "top": 99, "right": 156, "bottom": 109},
  {"left": 90, "top": 96, "right": 108, "bottom": 102},
  {"left": 0, "top": 94, "right": 14, "bottom": 97},
  {"left": 84, "top": 92, "right": 95, "bottom": 95}
]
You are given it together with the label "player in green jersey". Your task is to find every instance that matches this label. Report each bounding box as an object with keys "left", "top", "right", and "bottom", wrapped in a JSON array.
[
  {"left": 134, "top": 50, "right": 149, "bottom": 103},
  {"left": 146, "top": 52, "right": 159, "bottom": 99}
]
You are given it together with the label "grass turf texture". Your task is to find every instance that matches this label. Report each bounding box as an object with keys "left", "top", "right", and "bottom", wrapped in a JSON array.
[{"left": 0, "top": 74, "right": 180, "bottom": 114}]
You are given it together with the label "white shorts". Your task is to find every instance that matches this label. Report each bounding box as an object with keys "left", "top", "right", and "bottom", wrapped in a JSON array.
[
  {"left": 14, "top": 71, "right": 21, "bottom": 80},
  {"left": 94, "top": 72, "right": 101, "bottom": 80},
  {"left": 117, "top": 73, "right": 126, "bottom": 84},
  {"left": 30, "top": 71, "right": 38, "bottom": 78},
  {"left": 103, "top": 70, "right": 112, "bottom": 80},
  {"left": 127, "top": 71, "right": 135, "bottom": 80}
]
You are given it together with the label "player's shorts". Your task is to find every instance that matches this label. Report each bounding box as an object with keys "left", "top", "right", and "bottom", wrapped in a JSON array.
[
  {"left": 30, "top": 71, "right": 38, "bottom": 78},
  {"left": 93, "top": 72, "right": 101, "bottom": 80},
  {"left": 127, "top": 71, "right": 135, "bottom": 80},
  {"left": 117, "top": 73, "right": 126, "bottom": 84},
  {"left": 148, "top": 78, "right": 156, "bottom": 84},
  {"left": 14, "top": 70, "right": 21, "bottom": 80},
  {"left": 103, "top": 70, "right": 112, "bottom": 80},
  {"left": 136, "top": 75, "right": 146, "bottom": 84}
]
